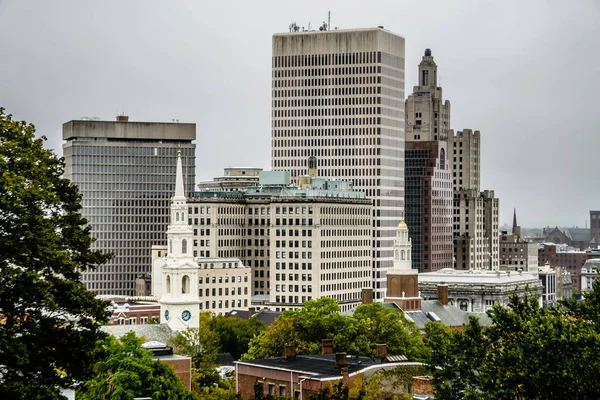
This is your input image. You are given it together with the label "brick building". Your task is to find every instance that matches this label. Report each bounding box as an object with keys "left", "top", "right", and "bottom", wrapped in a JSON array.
[
  {"left": 538, "top": 243, "right": 587, "bottom": 290},
  {"left": 234, "top": 342, "right": 428, "bottom": 399}
]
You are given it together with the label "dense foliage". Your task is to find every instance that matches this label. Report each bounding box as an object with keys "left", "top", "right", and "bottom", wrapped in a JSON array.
[
  {"left": 77, "top": 332, "right": 194, "bottom": 400},
  {"left": 243, "top": 298, "right": 426, "bottom": 360},
  {"left": 425, "top": 283, "right": 600, "bottom": 399},
  {"left": 0, "top": 108, "right": 111, "bottom": 399},
  {"left": 209, "top": 313, "right": 265, "bottom": 359}
]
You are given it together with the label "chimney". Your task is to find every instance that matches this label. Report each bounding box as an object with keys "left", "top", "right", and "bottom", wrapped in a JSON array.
[
  {"left": 335, "top": 353, "right": 348, "bottom": 369},
  {"left": 437, "top": 284, "right": 449, "bottom": 306},
  {"left": 321, "top": 339, "right": 333, "bottom": 355},
  {"left": 375, "top": 344, "right": 387, "bottom": 358},
  {"left": 284, "top": 345, "right": 296, "bottom": 360},
  {"left": 361, "top": 288, "right": 373, "bottom": 304},
  {"left": 248, "top": 307, "right": 256, "bottom": 315},
  {"left": 116, "top": 115, "right": 129, "bottom": 122},
  {"left": 340, "top": 367, "right": 349, "bottom": 382}
]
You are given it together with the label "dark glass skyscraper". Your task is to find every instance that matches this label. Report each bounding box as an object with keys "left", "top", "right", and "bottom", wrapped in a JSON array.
[{"left": 62, "top": 116, "right": 196, "bottom": 296}]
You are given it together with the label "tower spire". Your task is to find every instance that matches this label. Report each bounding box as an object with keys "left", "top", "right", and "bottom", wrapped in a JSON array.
[
  {"left": 174, "top": 149, "right": 185, "bottom": 200},
  {"left": 512, "top": 208, "right": 518, "bottom": 234}
]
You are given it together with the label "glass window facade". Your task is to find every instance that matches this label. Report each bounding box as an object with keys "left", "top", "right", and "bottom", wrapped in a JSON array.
[{"left": 63, "top": 123, "right": 196, "bottom": 296}]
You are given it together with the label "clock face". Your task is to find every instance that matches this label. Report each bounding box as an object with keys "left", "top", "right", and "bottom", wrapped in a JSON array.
[
  {"left": 164, "top": 310, "right": 170, "bottom": 321},
  {"left": 182, "top": 310, "right": 191, "bottom": 322}
]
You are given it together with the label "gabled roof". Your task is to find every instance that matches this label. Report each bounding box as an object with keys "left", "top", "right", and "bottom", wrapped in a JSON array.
[{"left": 225, "top": 309, "right": 282, "bottom": 327}]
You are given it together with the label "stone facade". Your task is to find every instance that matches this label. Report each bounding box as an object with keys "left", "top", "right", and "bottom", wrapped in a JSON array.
[
  {"left": 189, "top": 170, "right": 372, "bottom": 312},
  {"left": 271, "top": 27, "right": 406, "bottom": 300},
  {"left": 418, "top": 268, "right": 540, "bottom": 313}
]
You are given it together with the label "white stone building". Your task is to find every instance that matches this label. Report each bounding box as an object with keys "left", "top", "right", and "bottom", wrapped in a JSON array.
[
  {"left": 581, "top": 259, "right": 600, "bottom": 293},
  {"left": 198, "top": 167, "right": 262, "bottom": 192},
  {"left": 418, "top": 268, "right": 540, "bottom": 313},
  {"left": 271, "top": 27, "right": 405, "bottom": 300},
  {"left": 197, "top": 258, "right": 251, "bottom": 315},
  {"left": 189, "top": 167, "right": 373, "bottom": 312}
]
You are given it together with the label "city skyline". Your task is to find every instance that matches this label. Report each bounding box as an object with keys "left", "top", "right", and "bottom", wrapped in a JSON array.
[{"left": 1, "top": 0, "right": 599, "bottom": 227}]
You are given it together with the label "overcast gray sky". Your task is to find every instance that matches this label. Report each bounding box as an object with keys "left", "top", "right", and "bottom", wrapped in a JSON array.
[{"left": 1, "top": 0, "right": 599, "bottom": 228}]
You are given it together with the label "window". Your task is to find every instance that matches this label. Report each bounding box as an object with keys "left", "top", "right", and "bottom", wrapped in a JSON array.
[
  {"left": 166, "top": 275, "right": 171, "bottom": 293},
  {"left": 182, "top": 275, "right": 190, "bottom": 294},
  {"left": 182, "top": 239, "right": 187, "bottom": 254}
]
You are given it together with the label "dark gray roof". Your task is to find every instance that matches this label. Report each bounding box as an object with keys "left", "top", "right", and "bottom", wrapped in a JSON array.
[
  {"left": 404, "top": 300, "right": 492, "bottom": 329},
  {"left": 567, "top": 228, "right": 591, "bottom": 242},
  {"left": 101, "top": 323, "right": 174, "bottom": 343},
  {"left": 225, "top": 309, "right": 281, "bottom": 327},
  {"left": 237, "top": 353, "right": 407, "bottom": 379}
]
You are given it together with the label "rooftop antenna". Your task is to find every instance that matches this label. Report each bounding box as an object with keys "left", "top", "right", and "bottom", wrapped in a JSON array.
[{"left": 328, "top": 11, "right": 331, "bottom": 31}]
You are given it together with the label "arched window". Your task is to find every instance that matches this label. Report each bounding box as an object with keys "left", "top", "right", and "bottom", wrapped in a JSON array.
[
  {"left": 176, "top": 212, "right": 179, "bottom": 222},
  {"left": 182, "top": 275, "right": 190, "bottom": 294},
  {"left": 182, "top": 239, "right": 187, "bottom": 254},
  {"left": 407, "top": 250, "right": 411, "bottom": 260},
  {"left": 440, "top": 148, "right": 446, "bottom": 170},
  {"left": 460, "top": 300, "right": 469, "bottom": 311},
  {"left": 395, "top": 249, "right": 399, "bottom": 261},
  {"left": 401, "top": 249, "right": 406, "bottom": 260},
  {"left": 166, "top": 275, "right": 171, "bottom": 294}
]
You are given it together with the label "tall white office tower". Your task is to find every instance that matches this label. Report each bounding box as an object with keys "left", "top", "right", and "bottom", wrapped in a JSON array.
[{"left": 271, "top": 27, "right": 406, "bottom": 300}]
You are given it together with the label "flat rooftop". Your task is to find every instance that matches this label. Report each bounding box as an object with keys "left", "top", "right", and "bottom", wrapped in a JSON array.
[{"left": 63, "top": 119, "right": 196, "bottom": 141}]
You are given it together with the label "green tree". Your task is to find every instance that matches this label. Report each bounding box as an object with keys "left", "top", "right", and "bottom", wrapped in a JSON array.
[
  {"left": 425, "top": 289, "right": 600, "bottom": 399},
  {"left": 170, "top": 312, "right": 221, "bottom": 389},
  {"left": 77, "top": 332, "right": 194, "bottom": 400},
  {"left": 0, "top": 109, "right": 111, "bottom": 399},
  {"left": 209, "top": 314, "right": 265, "bottom": 359},
  {"left": 243, "top": 298, "right": 425, "bottom": 360}
]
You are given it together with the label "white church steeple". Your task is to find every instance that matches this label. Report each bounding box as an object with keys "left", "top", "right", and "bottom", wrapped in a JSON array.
[
  {"left": 393, "top": 220, "right": 412, "bottom": 271},
  {"left": 158, "top": 151, "right": 201, "bottom": 331},
  {"left": 384, "top": 220, "right": 422, "bottom": 311}
]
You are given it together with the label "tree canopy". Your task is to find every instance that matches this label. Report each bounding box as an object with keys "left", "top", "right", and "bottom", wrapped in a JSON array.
[
  {"left": 0, "top": 108, "right": 111, "bottom": 399},
  {"left": 77, "top": 332, "right": 194, "bottom": 400},
  {"left": 425, "top": 284, "right": 600, "bottom": 399},
  {"left": 243, "top": 298, "right": 425, "bottom": 360}
]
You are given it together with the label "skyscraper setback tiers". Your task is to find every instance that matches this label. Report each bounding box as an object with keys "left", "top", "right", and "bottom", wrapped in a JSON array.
[
  {"left": 271, "top": 27, "right": 406, "bottom": 300},
  {"left": 62, "top": 117, "right": 196, "bottom": 296}
]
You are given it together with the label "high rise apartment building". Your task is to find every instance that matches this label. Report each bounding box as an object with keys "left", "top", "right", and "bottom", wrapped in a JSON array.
[
  {"left": 271, "top": 27, "right": 406, "bottom": 299},
  {"left": 447, "top": 129, "right": 480, "bottom": 191},
  {"left": 404, "top": 49, "right": 454, "bottom": 272},
  {"left": 62, "top": 116, "right": 196, "bottom": 295},
  {"left": 448, "top": 129, "right": 499, "bottom": 270}
]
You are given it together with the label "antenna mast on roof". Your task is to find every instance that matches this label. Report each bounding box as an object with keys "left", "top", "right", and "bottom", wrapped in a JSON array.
[{"left": 328, "top": 11, "right": 331, "bottom": 31}]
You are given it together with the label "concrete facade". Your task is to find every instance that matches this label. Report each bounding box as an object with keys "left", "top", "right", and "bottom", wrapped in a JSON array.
[
  {"left": 418, "top": 268, "right": 540, "bottom": 313},
  {"left": 581, "top": 259, "right": 600, "bottom": 292},
  {"left": 62, "top": 116, "right": 196, "bottom": 296},
  {"left": 448, "top": 126, "right": 499, "bottom": 271},
  {"left": 271, "top": 27, "right": 406, "bottom": 300},
  {"left": 196, "top": 258, "right": 251, "bottom": 315},
  {"left": 447, "top": 129, "right": 480, "bottom": 191},
  {"left": 197, "top": 168, "right": 262, "bottom": 192},
  {"left": 189, "top": 170, "right": 372, "bottom": 312}
]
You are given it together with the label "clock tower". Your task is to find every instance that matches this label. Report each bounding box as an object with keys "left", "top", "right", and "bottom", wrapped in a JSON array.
[{"left": 158, "top": 150, "right": 200, "bottom": 331}]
